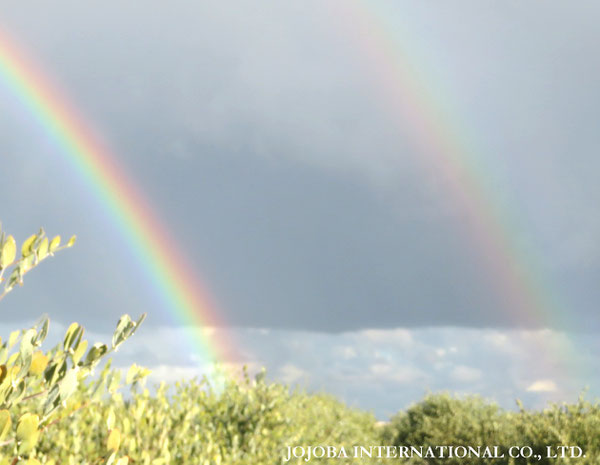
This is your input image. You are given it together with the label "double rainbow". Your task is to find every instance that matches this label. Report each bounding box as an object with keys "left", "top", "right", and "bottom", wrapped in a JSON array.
[{"left": 0, "top": 7, "right": 576, "bottom": 389}]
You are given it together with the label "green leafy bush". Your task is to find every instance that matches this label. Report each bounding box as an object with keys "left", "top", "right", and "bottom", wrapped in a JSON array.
[
  {"left": 382, "top": 393, "right": 600, "bottom": 464},
  {"left": 0, "top": 225, "right": 145, "bottom": 464},
  {"left": 2, "top": 223, "right": 599, "bottom": 465},
  {"left": 28, "top": 371, "right": 383, "bottom": 465},
  {"left": 0, "top": 314, "right": 146, "bottom": 465}
]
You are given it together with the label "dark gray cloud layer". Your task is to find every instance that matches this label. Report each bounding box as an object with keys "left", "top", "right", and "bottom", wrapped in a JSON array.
[{"left": 1, "top": 1, "right": 599, "bottom": 333}]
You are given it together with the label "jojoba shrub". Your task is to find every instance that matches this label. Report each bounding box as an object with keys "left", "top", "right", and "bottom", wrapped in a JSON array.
[
  {"left": 3, "top": 224, "right": 600, "bottom": 465},
  {"left": 0, "top": 225, "right": 146, "bottom": 465},
  {"left": 57, "top": 371, "right": 385, "bottom": 465},
  {"left": 382, "top": 393, "right": 600, "bottom": 464}
]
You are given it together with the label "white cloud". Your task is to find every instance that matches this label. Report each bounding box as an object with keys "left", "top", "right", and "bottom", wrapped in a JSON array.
[
  {"left": 526, "top": 380, "right": 558, "bottom": 393},
  {"left": 359, "top": 328, "right": 414, "bottom": 348},
  {"left": 5, "top": 319, "right": 596, "bottom": 419},
  {"left": 278, "top": 364, "right": 309, "bottom": 384},
  {"left": 368, "top": 363, "right": 425, "bottom": 384},
  {"left": 147, "top": 365, "right": 206, "bottom": 385},
  {"left": 451, "top": 365, "right": 482, "bottom": 383},
  {"left": 334, "top": 346, "right": 357, "bottom": 360},
  {"left": 370, "top": 363, "right": 392, "bottom": 376},
  {"left": 484, "top": 332, "right": 510, "bottom": 349}
]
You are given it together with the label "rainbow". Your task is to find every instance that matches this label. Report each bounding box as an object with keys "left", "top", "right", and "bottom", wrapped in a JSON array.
[
  {"left": 0, "top": 11, "right": 578, "bottom": 393},
  {"left": 336, "top": 2, "right": 578, "bottom": 383},
  {"left": 0, "top": 30, "right": 237, "bottom": 372}
]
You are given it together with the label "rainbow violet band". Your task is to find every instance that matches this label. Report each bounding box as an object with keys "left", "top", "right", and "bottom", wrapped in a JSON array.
[
  {"left": 0, "top": 29, "right": 236, "bottom": 373},
  {"left": 0, "top": 13, "right": 576, "bottom": 386},
  {"left": 332, "top": 2, "right": 574, "bottom": 381}
]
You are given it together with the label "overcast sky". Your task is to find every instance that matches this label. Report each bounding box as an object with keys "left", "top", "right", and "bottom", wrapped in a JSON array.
[{"left": 1, "top": 0, "right": 599, "bottom": 417}]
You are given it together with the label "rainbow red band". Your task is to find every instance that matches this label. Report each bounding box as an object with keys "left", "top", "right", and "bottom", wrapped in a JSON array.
[
  {"left": 333, "top": 1, "right": 576, "bottom": 383},
  {"left": 0, "top": 29, "right": 236, "bottom": 372},
  {"left": 0, "top": 12, "right": 577, "bottom": 389}
]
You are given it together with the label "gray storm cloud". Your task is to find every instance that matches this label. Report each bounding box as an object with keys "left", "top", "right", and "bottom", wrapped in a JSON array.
[{"left": 0, "top": 0, "right": 598, "bottom": 333}]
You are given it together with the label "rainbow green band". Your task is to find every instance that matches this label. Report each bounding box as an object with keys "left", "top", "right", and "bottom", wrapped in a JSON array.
[
  {"left": 0, "top": 30, "right": 235, "bottom": 371},
  {"left": 337, "top": 1, "right": 576, "bottom": 380},
  {"left": 0, "top": 14, "right": 577, "bottom": 387}
]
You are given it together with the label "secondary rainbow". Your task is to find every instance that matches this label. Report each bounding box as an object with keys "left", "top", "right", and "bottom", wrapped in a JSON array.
[
  {"left": 0, "top": 30, "right": 237, "bottom": 371},
  {"left": 338, "top": 2, "right": 577, "bottom": 382}
]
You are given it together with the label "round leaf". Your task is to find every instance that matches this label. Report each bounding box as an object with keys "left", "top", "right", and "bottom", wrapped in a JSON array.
[
  {"left": 107, "top": 428, "right": 121, "bottom": 451},
  {"left": 0, "top": 236, "right": 16, "bottom": 269},
  {"left": 0, "top": 409, "right": 11, "bottom": 440}
]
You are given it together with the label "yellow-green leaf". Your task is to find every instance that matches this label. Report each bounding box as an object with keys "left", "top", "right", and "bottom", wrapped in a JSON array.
[
  {"left": 63, "top": 322, "right": 81, "bottom": 350},
  {"left": 16, "top": 413, "right": 38, "bottom": 438},
  {"left": 107, "top": 428, "right": 121, "bottom": 451},
  {"left": 126, "top": 364, "right": 138, "bottom": 385},
  {"left": 37, "top": 237, "right": 49, "bottom": 261},
  {"left": 8, "top": 330, "right": 19, "bottom": 349},
  {"left": 7, "top": 353, "right": 18, "bottom": 366},
  {"left": 58, "top": 368, "right": 78, "bottom": 399},
  {"left": 0, "top": 236, "right": 16, "bottom": 269},
  {"left": 25, "top": 458, "right": 42, "bottom": 465},
  {"left": 67, "top": 235, "right": 77, "bottom": 247},
  {"left": 16, "top": 413, "right": 40, "bottom": 453},
  {"left": 0, "top": 409, "right": 11, "bottom": 440},
  {"left": 20, "top": 254, "right": 35, "bottom": 273},
  {"left": 21, "top": 234, "right": 37, "bottom": 257},
  {"left": 72, "top": 339, "right": 88, "bottom": 365},
  {"left": 49, "top": 235, "right": 61, "bottom": 253},
  {"left": 29, "top": 351, "right": 49, "bottom": 376},
  {"left": 33, "top": 318, "right": 49, "bottom": 346},
  {"left": 106, "top": 408, "right": 116, "bottom": 430}
]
